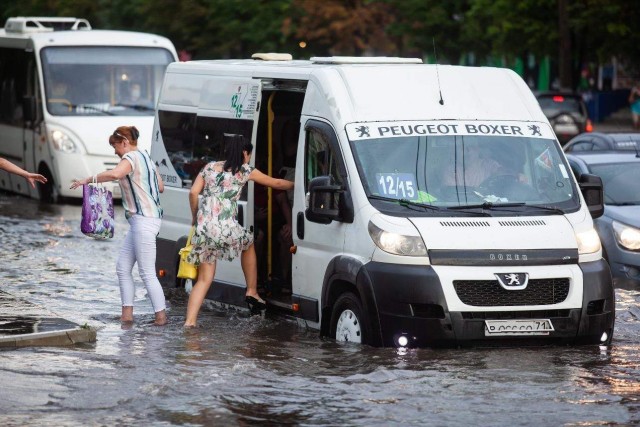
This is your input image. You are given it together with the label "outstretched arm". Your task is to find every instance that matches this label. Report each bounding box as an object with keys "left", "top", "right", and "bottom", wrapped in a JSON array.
[
  {"left": 0, "top": 157, "right": 47, "bottom": 188},
  {"left": 69, "top": 158, "right": 133, "bottom": 189},
  {"left": 249, "top": 168, "right": 294, "bottom": 191}
]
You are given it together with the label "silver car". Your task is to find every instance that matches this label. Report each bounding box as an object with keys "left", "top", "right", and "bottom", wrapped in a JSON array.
[{"left": 566, "top": 151, "right": 640, "bottom": 287}]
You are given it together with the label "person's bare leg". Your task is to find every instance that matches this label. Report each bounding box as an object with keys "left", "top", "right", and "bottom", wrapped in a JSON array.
[
  {"left": 121, "top": 306, "right": 134, "bottom": 323},
  {"left": 184, "top": 262, "right": 215, "bottom": 327},
  {"left": 154, "top": 309, "right": 167, "bottom": 326},
  {"left": 241, "top": 244, "right": 263, "bottom": 302}
]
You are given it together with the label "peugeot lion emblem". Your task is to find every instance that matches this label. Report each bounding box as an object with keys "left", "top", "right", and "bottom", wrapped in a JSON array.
[{"left": 495, "top": 273, "right": 529, "bottom": 290}]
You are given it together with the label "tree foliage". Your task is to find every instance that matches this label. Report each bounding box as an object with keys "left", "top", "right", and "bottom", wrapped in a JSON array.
[{"left": 1, "top": 0, "right": 639, "bottom": 85}]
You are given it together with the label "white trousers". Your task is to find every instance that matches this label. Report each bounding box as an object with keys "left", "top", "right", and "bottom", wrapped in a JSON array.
[{"left": 116, "top": 215, "right": 166, "bottom": 312}]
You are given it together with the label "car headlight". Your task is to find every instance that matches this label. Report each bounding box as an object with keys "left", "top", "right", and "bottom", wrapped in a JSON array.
[
  {"left": 576, "top": 228, "right": 601, "bottom": 254},
  {"left": 612, "top": 220, "right": 640, "bottom": 251},
  {"left": 368, "top": 221, "right": 427, "bottom": 256},
  {"left": 51, "top": 129, "right": 77, "bottom": 153}
]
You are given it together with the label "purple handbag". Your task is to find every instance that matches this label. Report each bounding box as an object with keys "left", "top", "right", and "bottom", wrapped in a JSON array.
[{"left": 81, "top": 180, "right": 115, "bottom": 239}]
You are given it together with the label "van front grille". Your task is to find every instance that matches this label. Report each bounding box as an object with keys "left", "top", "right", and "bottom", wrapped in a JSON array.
[{"left": 453, "top": 278, "right": 570, "bottom": 307}]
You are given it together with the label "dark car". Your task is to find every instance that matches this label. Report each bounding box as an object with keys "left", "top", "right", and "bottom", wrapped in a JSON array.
[
  {"left": 566, "top": 151, "right": 640, "bottom": 288},
  {"left": 563, "top": 132, "right": 640, "bottom": 153},
  {"left": 536, "top": 92, "right": 593, "bottom": 144}
]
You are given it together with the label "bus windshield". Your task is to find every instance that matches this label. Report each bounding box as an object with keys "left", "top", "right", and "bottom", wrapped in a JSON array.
[
  {"left": 347, "top": 121, "right": 580, "bottom": 216},
  {"left": 41, "top": 46, "right": 174, "bottom": 116}
]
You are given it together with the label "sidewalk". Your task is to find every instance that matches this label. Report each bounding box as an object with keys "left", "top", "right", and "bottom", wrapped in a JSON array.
[
  {"left": 592, "top": 107, "right": 637, "bottom": 133},
  {"left": 0, "top": 290, "right": 96, "bottom": 348}
]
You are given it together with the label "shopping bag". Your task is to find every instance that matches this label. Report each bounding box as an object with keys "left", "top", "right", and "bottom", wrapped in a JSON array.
[
  {"left": 81, "top": 178, "right": 115, "bottom": 239},
  {"left": 177, "top": 227, "right": 198, "bottom": 279}
]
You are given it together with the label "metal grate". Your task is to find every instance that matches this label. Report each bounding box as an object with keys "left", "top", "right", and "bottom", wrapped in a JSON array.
[
  {"left": 440, "top": 221, "right": 491, "bottom": 227},
  {"left": 453, "top": 278, "right": 570, "bottom": 306},
  {"left": 498, "top": 220, "right": 547, "bottom": 227}
]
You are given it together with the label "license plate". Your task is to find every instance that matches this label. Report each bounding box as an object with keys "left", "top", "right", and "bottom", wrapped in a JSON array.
[
  {"left": 485, "top": 319, "right": 554, "bottom": 336},
  {"left": 112, "top": 185, "right": 121, "bottom": 197}
]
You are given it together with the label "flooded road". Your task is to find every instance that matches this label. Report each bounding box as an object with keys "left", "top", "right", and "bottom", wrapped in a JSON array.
[{"left": 1, "top": 192, "right": 640, "bottom": 426}]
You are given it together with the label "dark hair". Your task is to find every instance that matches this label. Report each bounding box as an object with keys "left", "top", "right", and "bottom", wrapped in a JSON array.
[{"left": 223, "top": 134, "right": 253, "bottom": 174}]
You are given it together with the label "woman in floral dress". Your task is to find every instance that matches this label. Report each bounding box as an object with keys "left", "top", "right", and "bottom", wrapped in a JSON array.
[{"left": 184, "top": 135, "right": 295, "bottom": 327}]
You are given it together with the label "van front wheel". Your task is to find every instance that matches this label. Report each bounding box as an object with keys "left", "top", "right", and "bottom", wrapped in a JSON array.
[{"left": 330, "top": 292, "right": 370, "bottom": 345}]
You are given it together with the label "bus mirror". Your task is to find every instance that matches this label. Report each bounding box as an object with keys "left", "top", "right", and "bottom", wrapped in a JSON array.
[
  {"left": 306, "top": 175, "right": 342, "bottom": 224},
  {"left": 579, "top": 173, "right": 604, "bottom": 219},
  {"left": 22, "top": 96, "right": 37, "bottom": 123}
]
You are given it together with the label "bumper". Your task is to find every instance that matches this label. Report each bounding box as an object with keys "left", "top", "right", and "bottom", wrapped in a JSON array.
[{"left": 361, "top": 259, "right": 614, "bottom": 348}]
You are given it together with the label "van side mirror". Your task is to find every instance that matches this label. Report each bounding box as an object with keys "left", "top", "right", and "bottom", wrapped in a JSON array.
[
  {"left": 306, "top": 176, "right": 342, "bottom": 224},
  {"left": 578, "top": 173, "right": 604, "bottom": 219},
  {"left": 22, "top": 96, "right": 37, "bottom": 123}
]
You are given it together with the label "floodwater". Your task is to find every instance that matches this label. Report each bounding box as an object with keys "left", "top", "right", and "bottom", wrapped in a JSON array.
[{"left": 1, "top": 192, "right": 640, "bottom": 426}]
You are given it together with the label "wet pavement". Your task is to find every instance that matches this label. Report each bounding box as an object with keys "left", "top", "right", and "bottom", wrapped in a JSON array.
[{"left": 1, "top": 191, "right": 640, "bottom": 426}]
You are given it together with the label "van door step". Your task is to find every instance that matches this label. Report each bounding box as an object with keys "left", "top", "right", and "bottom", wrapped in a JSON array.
[{"left": 266, "top": 297, "right": 293, "bottom": 311}]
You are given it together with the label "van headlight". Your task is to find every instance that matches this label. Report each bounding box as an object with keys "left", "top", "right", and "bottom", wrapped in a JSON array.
[
  {"left": 612, "top": 221, "right": 640, "bottom": 251},
  {"left": 576, "top": 228, "right": 601, "bottom": 254},
  {"left": 368, "top": 221, "right": 427, "bottom": 256},
  {"left": 51, "top": 129, "right": 77, "bottom": 153}
]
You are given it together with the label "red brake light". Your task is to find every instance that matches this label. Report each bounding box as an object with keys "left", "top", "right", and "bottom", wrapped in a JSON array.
[{"left": 552, "top": 96, "right": 564, "bottom": 102}]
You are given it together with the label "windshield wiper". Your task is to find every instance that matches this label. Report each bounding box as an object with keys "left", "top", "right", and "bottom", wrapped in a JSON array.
[
  {"left": 448, "top": 202, "right": 526, "bottom": 210},
  {"left": 71, "top": 103, "right": 114, "bottom": 116},
  {"left": 607, "top": 202, "right": 639, "bottom": 206},
  {"left": 113, "top": 103, "right": 155, "bottom": 111},
  {"left": 448, "top": 202, "right": 565, "bottom": 215},
  {"left": 525, "top": 205, "right": 565, "bottom": 215},
  {"left": 368, "top": 195, "right": 441, "bottom": 212}
]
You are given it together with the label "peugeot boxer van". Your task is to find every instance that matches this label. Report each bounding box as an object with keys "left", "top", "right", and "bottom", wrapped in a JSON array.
[{"left": 151, "top": 55, "right": 614, "bottom": 348}]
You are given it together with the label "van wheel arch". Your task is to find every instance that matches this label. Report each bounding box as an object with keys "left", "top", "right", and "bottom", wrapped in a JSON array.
[{"left": 320, "top": 256, "right": 383, "bottom": 346}]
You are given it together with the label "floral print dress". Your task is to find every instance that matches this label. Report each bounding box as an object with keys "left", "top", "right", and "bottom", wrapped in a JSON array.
[{"left": 187, "top": 161, "right": 254, "bottom": 265}]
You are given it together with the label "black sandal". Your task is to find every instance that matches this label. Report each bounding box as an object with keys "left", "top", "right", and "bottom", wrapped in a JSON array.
[{"left": 245, "top": 296, "right": 266, "bottom": 314}]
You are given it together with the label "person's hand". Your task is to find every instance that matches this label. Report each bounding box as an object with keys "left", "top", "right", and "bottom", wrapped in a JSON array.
[
  {"left": 26, "top": 173, "right": 47, "bottom": 188},
  {"left": 70, "top": 177, "right": 89, "bottom": 190}
]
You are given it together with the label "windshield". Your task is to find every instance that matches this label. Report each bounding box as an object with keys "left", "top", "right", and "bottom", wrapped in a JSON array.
[
  {"left": 41, "top": 47, "right": 174, "bottom": 116},
  {"left": 589, "top": 162, "right": 640, "bottom": 206},
  {"left": 347, "top": 121, "right": 580, "bottom": 216}
]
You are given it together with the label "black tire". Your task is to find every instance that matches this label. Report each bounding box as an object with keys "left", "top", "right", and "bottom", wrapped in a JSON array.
[
  {"left": 38, "top": 166, "right": 58, "bottom": 204},
  {"left": 329, "top": 292, "right": 371, "bottom": 345}
]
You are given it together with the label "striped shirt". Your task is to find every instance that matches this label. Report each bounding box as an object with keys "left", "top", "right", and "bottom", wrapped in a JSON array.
[{"left": 119, "top": 150, "right": 163, "bottom": 219}]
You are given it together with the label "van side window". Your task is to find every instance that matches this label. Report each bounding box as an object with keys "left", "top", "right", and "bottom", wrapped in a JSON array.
[
  {"left": 158, "top": 110, "right": 197, "bottom": 184},
  {"left": 305, "top": 128, "right": 343, "bottom": 188},
  {"left": 0, "top": 48, "right": 30, "bottom": 126}
]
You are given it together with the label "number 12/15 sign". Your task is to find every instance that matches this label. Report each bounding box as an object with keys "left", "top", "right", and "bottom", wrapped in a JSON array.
[{"left": 375, "top": 173, "right": 417, "bottom": 200}]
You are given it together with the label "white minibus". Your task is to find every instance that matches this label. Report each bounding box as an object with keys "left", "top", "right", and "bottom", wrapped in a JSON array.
[
  {"left": 0, "top": 17, "right": 177, "bottom": 201},
  {"left": 151, "top": 55, "right": 614, "bottom": 348}
]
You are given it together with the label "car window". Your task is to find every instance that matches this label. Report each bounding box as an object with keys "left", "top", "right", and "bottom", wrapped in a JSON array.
[
  {"left": 537, "top": 95, "right": 584, "bottom": 115},
  {"left": 589, "top": 162, "right": 640, "bottom": 205},
  {"left": 569, "top": 142, "right": 594, "bottom": 152}
]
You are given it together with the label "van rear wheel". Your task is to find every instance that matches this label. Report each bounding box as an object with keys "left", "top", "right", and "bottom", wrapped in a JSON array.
[{"left": 330, "top": 292, "right": 370, "bottom": 345}]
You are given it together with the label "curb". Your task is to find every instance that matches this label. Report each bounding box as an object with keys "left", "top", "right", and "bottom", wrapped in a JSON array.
[{"left": 0, "top": 326, "right": 97, "bottom": 349}]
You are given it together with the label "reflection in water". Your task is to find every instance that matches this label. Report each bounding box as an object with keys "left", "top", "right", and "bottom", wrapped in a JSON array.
[{"left": 1, "top": 192, "right": 640, "bottom": 425}]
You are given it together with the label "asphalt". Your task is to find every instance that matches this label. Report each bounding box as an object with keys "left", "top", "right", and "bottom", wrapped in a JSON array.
[{"left": 0, "top": 290, "right": 96, "bottom": 349}]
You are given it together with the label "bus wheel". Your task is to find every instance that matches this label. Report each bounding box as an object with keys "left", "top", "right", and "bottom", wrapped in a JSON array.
[
  {"left": 330, "top": 292, "right": 370, "bottom": 345},
  {"left": 38, "top": 167, "right": 58, "bottom": 204}
]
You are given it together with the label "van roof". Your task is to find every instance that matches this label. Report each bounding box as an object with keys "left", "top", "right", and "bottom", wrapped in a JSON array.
[
  {"left": 165, "top": 58, "right": 547, "bottom": 123},
  {"left": 1, "top": 25, "right": 175, "bottom": 53}
]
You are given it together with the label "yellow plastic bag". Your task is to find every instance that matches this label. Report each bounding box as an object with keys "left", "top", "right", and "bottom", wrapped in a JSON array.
[{"left": 177, "top": 227, "right": 198, "bottom": 280}]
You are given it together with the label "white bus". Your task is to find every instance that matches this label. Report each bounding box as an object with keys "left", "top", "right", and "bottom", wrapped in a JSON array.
[{"left": 0, "top": 17, "right": 177, "bottom": 201}]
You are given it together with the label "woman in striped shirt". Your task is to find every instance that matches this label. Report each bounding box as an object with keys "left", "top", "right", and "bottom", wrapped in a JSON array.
[{"left": 71, "top": 126, "right": 167, "bottom": 325}]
